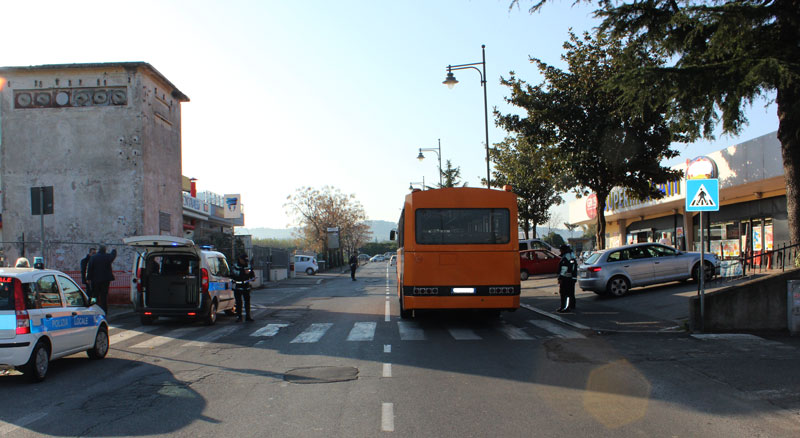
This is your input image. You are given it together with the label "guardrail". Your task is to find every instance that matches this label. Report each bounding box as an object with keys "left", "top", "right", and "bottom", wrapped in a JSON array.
[{"left": 739, "top": 242, "right": 800, "bottom": 276}]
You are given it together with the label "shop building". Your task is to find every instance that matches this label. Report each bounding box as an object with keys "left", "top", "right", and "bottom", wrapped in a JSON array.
[
  {"left": 181, "top": 176, "right": 245, "bottom": 242},
  {"left": 568, "top": 131, "right": 787, "bottom": 260}
]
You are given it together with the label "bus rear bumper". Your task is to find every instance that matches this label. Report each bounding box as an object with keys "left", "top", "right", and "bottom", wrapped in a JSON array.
[{"left": 403, "top": 295, "right": 519, "bottom": 311}]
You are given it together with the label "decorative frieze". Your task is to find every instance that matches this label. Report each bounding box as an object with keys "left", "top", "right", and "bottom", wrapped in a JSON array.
[{"left": 13, "top": 87, "right": 127, "bottom": 109}]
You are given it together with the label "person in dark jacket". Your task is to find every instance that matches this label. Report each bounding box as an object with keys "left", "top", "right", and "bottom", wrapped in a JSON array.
[
  {"left": 80, "top": 247, "right": 96, "bottom": 298},
  {"left": 556, "top": 244, "right": 578, "bottom": 313},
  {"left": 231, "top": 253, "right": 256, "bottom": 322},
  {"left": 87, "top": 245, "right": 117, "bottom": 313},
  {"left": 349, "top": 254, "right": 358, "bottom": 281}
]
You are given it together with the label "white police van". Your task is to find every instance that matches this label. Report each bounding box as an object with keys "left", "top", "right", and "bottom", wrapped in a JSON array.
[
  {"left": 0, "top": 267, "right": 108, "bottom": 382},
  {"left": 124, "top": 236, "right": 235, "bottom": 326}
]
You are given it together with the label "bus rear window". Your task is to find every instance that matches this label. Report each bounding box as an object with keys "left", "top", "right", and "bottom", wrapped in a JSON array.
[{"left": 415, "top": 208, "right": 510, "bottom": 245}]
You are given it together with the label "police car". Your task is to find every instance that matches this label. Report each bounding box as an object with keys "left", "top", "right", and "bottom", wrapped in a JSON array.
[{"left": 0, "top": 267, "right": 108, "bottom": 382}]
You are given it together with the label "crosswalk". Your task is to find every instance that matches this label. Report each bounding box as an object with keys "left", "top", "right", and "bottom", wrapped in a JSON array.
[{"left": 112, "top": 318, "right": 587, "bottom": 351}]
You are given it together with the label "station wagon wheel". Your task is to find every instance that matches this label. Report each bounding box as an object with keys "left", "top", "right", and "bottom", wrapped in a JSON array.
[
  {"left": 205, "top": 300, "right": 218, "bottom": 326},
  {"left": 88, "top": 326, "right": 109, "bottom": 359},
  {"left": 26, "top": 341, "right": 50, "bottom": 383},
  {"left": 606, "top": 276, "right": 630, "bottom": 297},
  {"left": 520, "top": 270, "right": 529, "bottom": 281},
  {"left": 692, "top": 262, "right": 716, "bottom": 282}
]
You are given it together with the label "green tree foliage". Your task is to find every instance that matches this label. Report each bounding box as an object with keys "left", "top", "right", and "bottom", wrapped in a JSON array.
[
  {"left": 360, "top": 241, "right": 398, "bottom": 256},
  {"left": 489, "top": 136, "right": 563, "bottom": 239},
  {"left": 541, "top": 231, "right": 566, "bottom": 248},
  {"left": 497, "top": 31, "right": 681, "bottom": 249},
  {"left": 252, "top": 237, "right": 297, "bottom": 250},
  {"left": 284, "top": 186, "right": 372, "bottom": 255},
  {"left": 438, "top": 160, "right": 467, "bottom": 188},
  {"left": 518, "top": 0, "right": 800, "bottom": 244}
]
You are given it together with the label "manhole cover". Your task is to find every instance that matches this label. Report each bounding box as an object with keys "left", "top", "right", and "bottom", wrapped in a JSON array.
[{"left": 284, "top": 366, "right": 358, "bottom": 384}]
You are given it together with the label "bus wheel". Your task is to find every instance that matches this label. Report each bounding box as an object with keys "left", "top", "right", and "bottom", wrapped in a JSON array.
[{"left": 399, "top": 295, "right": 412, "bottom": 319}]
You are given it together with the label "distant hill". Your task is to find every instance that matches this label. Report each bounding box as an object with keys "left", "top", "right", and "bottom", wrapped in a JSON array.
[{"left": 238, "top": 220, "right": 398, "bottom": 242}]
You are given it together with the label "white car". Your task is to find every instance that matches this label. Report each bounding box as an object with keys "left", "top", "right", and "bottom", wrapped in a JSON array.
[
  {"left": 0, "top": 267, "right": 109, "bottom": 382},
  {"left": 370, "top": 255, "right": 385, "bottom": 263},
  {"left": 294, "top": 255, "right": 319, "bottom": 275}
]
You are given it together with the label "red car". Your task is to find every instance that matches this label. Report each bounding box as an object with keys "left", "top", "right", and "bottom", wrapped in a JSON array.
[{"left": 520, "top": 249, "right": 561, "bottom": 280}]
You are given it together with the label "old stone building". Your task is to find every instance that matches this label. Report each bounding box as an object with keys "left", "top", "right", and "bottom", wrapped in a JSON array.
[{"left": 0, "top": 62, "right": 189, "bottom": 271}]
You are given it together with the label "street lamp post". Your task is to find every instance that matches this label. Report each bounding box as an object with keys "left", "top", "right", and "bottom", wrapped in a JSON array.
[
  {"left": 409, "top": 177, "right": 426, "bottom": 191},
  {"left": 417, "top": 138, "right": 442, "bottom": 187},
  {"left": 443, "top": 44, "right": 491, "bottom": 188}
]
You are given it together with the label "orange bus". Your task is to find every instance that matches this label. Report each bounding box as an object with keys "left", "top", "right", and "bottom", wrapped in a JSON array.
[{"left": 390, "top": 186, "right": 520, "bottom": 318}]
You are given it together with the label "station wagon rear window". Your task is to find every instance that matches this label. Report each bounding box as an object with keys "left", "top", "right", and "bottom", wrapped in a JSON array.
[{"left": 415, "top": 208, "right": 510, "bottom": 245}]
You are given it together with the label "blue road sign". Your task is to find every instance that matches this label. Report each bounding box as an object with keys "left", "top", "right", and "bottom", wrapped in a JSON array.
[{"left": 686, "top": 179, "right": 719, "bottom": 211}]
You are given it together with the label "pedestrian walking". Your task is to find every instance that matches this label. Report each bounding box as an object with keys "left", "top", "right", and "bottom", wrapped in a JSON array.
[
  {"left": 231, "top": 253, "right": 255, "bottom": 322},
  {"left": 556, "top": 244, "right": 578, "bottom": 313},
  {"left": 87, "top": 245, "right": 117, "bottom": 314},
  {"left": 349, "top": 253, "right": 358, "bottom": 281},
  {"left": 80, "top": 247, "right": 97, "bottom": 298}
]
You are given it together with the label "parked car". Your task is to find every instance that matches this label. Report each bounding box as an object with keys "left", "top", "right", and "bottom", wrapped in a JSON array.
[
  {"left": 578, "top": 243, "right": 720, "bottom": 297},
  {"left": 520, "top": 249, "right": 561, "bottom": 280},
  {"left": 519, "top": 239, "right": 557, "bottom": 253},
  {"left": 0, "top": 267, "right": 109, "bottom": 382},
  {"left": 389, "top": 255, "right": 397, "bottom": 266},
  {"left": 294, "top": 255, "right": 319, "bottom": 275},
  {"left": 370, "top": 255, "right": 385, "bottom": 263},
  {"left": 125, "top": 236, "right": 236, "bottom": 325},
  {"left": 357, "top": 254, "right": 370, "bottom": 263}
]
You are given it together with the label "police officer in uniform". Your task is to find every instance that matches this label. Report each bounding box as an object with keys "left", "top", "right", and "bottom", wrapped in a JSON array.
[
  {"left": 231, "top": 253, "right": 256, "bottom": 322},
  {"left": 557, "top": 244, "right": 578, "bottom": 313}
]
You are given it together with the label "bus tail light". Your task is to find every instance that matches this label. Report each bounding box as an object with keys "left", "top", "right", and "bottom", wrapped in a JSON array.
[
  {"left": 13, "top": 279, "right": 30, "bottom": 335},
  {"left": 201, "top": 268, "right": 209, "bottom": 293}
]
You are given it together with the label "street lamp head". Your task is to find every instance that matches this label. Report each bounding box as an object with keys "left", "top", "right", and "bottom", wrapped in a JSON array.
[
  {"left": 417, "top": 150, "right": 425, "bottom": 161},
  {"left": 443, "top": 71, "right": 458, "bottom": 89},
  {"left": 409, "top": 183, "right": 414, "bottom": 190}
]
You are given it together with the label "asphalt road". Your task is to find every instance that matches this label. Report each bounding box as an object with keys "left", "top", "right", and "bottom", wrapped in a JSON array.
[{"left": 1, "top": 262, "right": 799, "bottom": 437}]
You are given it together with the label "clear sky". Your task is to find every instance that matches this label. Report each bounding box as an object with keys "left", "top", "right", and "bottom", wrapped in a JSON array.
[{"left": 2, "top": 1, "right": 778, "bottom": 229}]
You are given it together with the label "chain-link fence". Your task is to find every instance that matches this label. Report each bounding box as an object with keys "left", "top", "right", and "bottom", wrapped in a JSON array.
[{"left": 251, "top": 245, "right": 290, "bottom": 281}]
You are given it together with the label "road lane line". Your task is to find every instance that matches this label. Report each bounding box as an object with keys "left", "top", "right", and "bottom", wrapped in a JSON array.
[
  {"left": 384, "top": 344, "right": 391, "bottom": 353},
  {"left": 497, "top": 322, "right": 535, "bottom": 340},
  {"left": 290, "top": 323, "right": 333, "bottom": 343},
  {"left": 384, "top": 301, "right": 390, "bottom": 322},
  {"left": 381, "top": 403, "right": 394, "bottom": 432},
  {"left": 347, "top": 322, "right": 377, "bottom": 341},
  {"left": 448, "top": 328, "right": 482, "bottom": 340},
  {"left": 397, "top": 321, "right": 425, "bottom": 341},
  {"left": 383, "top": 363, "right": 392, "bottom": 378},
  {"left": 250, "top": 324, "right": 289, "bottom": 337},
  {"left": 528, "top": 320, "right": 586, "bottom": 339},
  {"left": 182, "top": 325, "right": 239, "bottom": 347},
  {"left": 0, "top": 412, "right": 47, "bottom": 435},
  {"left": 128, "top": 327, "right": 200, "bottom": 349}
]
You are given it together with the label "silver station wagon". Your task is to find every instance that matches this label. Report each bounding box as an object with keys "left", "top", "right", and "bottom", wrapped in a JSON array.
[{"left": 578, "top": 243, "right": 720, "bottom": 297}]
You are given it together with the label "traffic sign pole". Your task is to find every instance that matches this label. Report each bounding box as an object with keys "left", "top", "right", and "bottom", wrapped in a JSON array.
[{"left": 685, "top": 177, "right": 719, "bottom": 332}]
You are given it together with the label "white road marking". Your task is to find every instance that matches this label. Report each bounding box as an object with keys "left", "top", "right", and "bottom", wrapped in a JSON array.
[
  {"left": 347, "top": 322, "right": 377, "bottom": 341},
  {"left": 497, "top": 322, "right": 534, "bottom": 340},
  {"left": 448, "top": 328, "right": 482, "bottom": 340},
  {"left": 383, "top": 363, "right": 392, "bottom": 378},
  {"left": 381, "top": 403, "right": 394, "bottom": 432},
  {"left": 384, "top": 301, "right": 390, "bottom": 322},
  {"left": 128, "top": 327, "right": 200, "bottom": 349},
  {"left": 528, "top": 320, "right": 586, "bottom": 339},
  {"left": 181, "top": 325, "right": 239, "bottom": 347},
  {"left": 397, "top": 321, "right": 425, "bottom": 341},
  {"left": 109, "top": 325, "right": 159, "bottom": 344},
  {"left": 290, "top": 323, "right": 333, "bottom": 343},
  {"left": 0, "top": 412, "right": 47, "bottom": 435},
  {"left": 384, "top": 344, "right": 391, "bottom": 353},
  {"left": 250, "top": 324, "right": 289, "bottom": 337}
]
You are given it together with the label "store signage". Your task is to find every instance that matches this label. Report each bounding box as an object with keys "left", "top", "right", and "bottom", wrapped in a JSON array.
[
  {"left": 603, "top": 180, "right": 682, "bottom": 213},
  {"left": 585, "top": 194, "right": 597, "bottom": 219},
  {"left": 687, "top": 156, "right": 718, "bottom": 179},
  {"left": 224, "top": 194, "right": 242, "bottom": 219},
  {"left": 182, "top": 192, "right": 210, "bottom": 215},
  {"left": 686, "top": 179, "right": 719, "bottom": 211}
]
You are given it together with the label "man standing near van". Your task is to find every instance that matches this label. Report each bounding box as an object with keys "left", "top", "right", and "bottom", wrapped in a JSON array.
[
  {"left": 87, "top": 245, "right": 117, "bottom": 314},
  {"left": 80, "top": 247, "right": 96, "bottom": 298},
  {"left": 232, "top": 253, "right": 255, "bottom": 322}
]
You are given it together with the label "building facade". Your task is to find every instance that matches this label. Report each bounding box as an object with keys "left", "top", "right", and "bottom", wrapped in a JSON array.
[
  {"left": 568, "top": 132, "right": 787, "bottom": 260},
  {"left": 0, "top": 62, "right": 189, "bottom": 270}
]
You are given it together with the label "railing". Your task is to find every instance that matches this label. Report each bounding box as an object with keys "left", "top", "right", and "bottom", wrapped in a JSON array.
[{"left": 739, "top": 242, "right": 800, "bottom": 277}]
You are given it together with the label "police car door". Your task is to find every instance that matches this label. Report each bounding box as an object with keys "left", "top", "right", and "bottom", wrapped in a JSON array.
[
  {"left": 57, "top": 275, "right": 98, "bottom": 349},
  {"left": 31, "top": 274, "right": 73, "bottom": 355}
]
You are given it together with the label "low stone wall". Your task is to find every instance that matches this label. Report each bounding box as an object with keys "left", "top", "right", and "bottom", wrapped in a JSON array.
[{"left": 689, "top": 268, "right": 800, "bottom": 333}]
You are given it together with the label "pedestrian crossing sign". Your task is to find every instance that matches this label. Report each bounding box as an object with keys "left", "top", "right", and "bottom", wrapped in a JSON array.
[{"left": 686, "top": 178, "right": 719, "bottom": 211}]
